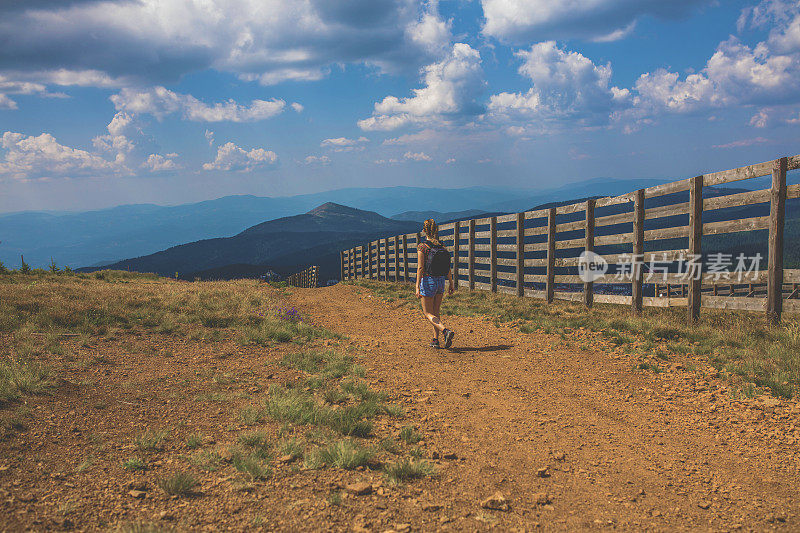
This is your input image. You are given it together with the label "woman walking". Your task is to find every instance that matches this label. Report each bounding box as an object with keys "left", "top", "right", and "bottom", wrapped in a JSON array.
[{"left": 415, "top": 219, "right": 455, "bottom": 349}]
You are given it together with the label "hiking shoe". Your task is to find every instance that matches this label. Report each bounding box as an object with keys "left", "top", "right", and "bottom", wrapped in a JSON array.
[
  {"left": 430, "top": 338, "right": 440, "bottom": 349},
  {"left": 443, "top": 329, "right": 455, "bottom": 348}
]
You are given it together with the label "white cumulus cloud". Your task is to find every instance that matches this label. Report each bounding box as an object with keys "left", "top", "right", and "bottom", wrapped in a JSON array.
[
  {"left": 0, "top": 94, "right": 17, "bottom": 110},
  {"left": 404, "top": 151, "right": 432, "bottom": 161},
  {"left": 488, "top": 41, "right": 629, "bottom": 126},
  {"left": 623, "top": 1, "right": 800, "bottom": 126},
  {"left": 359, "top": 43, "right": 485, "bottom": 131},
  {"left": 141, "top": 153, "right": 180, "bottom": 172},
  {"left": 0, "top": 0, "right": 452, "bottom": 88},
  {"left": 203, "top": 142, "right": 278, "bottom": 172},
  {"left": 320, "top": 136, "right": 370, "bottom": 152},
  {"left": 302, "top": 155, "right": 331, "bottom": 166},
  {"left": 0, "top": 74, "right": 69, "bottom": 109},
  {"left": 0, "top": 131, "right": 119, "bottom": 180},
  {"left": 110, "top": 87, "right": 286, "bottom": 122},
  {"left": 480, "top": 0, "right": 713, "bottom": 42}
]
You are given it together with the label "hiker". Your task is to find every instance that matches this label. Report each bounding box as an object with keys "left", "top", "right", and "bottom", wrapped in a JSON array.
[{"left": 415, "top": 219, "right": 455, "bottom": 349}]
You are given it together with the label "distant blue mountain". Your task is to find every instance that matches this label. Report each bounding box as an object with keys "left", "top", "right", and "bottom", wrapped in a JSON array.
[
  {"left": 0, "top": 179, "right": 678, "bottom": 269},
  {"left": 0, "top": 187, "right": 526, "bottom": 269},
  {"left": 79, "top": 203, "right": 420, "bottom": 280},
  {"left": 482, "top": 177, "right": 671, "bottom": 213},
  {"left": 390, "top": 209, "right": 488, "bottom": 222}
]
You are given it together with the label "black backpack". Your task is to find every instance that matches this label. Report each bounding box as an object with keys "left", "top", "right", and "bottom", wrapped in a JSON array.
[{"left": 425, "top": 242, "right": 451, "bottom": 277}]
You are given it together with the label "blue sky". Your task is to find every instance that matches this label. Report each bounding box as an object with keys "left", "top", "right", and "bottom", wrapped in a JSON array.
[{"left": 1, "top": 0, "right": 799, "bottom": 213}]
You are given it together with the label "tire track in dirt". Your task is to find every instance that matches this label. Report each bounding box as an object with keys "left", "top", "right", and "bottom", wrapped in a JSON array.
[{"left": 288, "top": 283, "right": 800, "bottom": 531}]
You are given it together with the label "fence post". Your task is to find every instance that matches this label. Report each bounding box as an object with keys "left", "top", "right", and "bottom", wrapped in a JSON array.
[
  {"left": 688, "top": 175, "right": 703, "bottom": 322},
  {"left": 516, "top": 213, "right": 524, "bottom": 297},
  {"left": 384, "top": 238, "right": 389, "bottom": 281},
  {"left": 361, "top": 245, "right": 366, "bottom": 279},
  {"left": 403, "top": 234, "right": 409, "bottom": 283},
  {"left": 350, "top": 249, "right": 354, "bottom": 280},
  {"left": 546, "top": 208, "right": 556, "bottom": 304},
  {"left": 584, "top": 200, "right": 595, "bottom": 309},
  {"left": 490, "top": 216, "right": 498, "bottom": 293},
  {"left": 340, "top": 251, "right": 345, "bottom": 282},
  {"left": 453, "top": 221, "right": 460, "bottom": 291},
  {"left": 387, "top": 238, "right": 393, "bottom": 281},
  {"left": 371, "top": 241, "right": 376, "bottom": 279},
  {"left": 468, "top": 219, "right": 476, "bottom": 290},
  {"left": 394, "top": 236, "right": 400, "bottom": 282},
  {"left": 767, "top": 157, "right": 787, "bottom": 325},
  {"left": 386, "top": 238, "right": 391, "bottom": 281},
  {"left": 632, "top": 189, "right": 645, "bottom": 315}
]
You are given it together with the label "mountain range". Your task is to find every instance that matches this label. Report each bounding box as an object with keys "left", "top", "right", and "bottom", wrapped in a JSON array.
[
  {"left": 78, "top": 179, "right": 800, "bottom": 282},
  {"left": 0, "top": 178, "right": 671, "bottom": 270},
  {"left": 82, "top": 203, "right": 419, "bottom": 281}
]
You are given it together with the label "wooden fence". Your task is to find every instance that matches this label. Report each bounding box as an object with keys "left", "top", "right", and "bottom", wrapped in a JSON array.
[
  {"left": 340, "top": 155, "right": 800, "bottom": 323},
  {"left": 286, "top": 265, "right": 319, "bottom": 288}
]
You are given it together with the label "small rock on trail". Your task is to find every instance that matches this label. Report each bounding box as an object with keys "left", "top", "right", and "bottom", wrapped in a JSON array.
[
  {"left": 481, "top": 492, "right": 510, "bottom": 511},
  {"left": 345, "top": 482, "right": 373, "bottom": 496}
]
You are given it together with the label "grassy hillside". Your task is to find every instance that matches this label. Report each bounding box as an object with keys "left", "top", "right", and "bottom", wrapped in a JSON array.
[
  {"left": 0, "top": 271, "right": 442, "bottom": 530},
  {"left": 80, "top": 203, "right": 419, "bottom": 278}
]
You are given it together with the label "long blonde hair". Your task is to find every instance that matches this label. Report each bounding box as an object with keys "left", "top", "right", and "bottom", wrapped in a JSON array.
[{"left": 423, "top": 219, "right": 441, "bottom": 245}]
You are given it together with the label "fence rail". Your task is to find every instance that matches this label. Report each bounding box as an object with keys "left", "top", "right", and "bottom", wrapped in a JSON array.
[
  {"left": 340, "top": 155, "right": 800, "bottom": 322},
  {"left": 286, "top": 266, "right": 319, "bottom": 288}
]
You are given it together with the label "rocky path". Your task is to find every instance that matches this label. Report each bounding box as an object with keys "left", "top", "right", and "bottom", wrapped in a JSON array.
[{"left": 287, "top": 283, "right": 800, "bottom": 531}]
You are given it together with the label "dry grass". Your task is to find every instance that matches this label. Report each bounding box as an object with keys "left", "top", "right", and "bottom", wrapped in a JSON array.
[
  {"left": 1, "top": 271, "right": 298, "bottom": 338},
  {"left": 0, "top": 270, "right": 337, "bottom": 404},
  {"left": 350, "top": 280, "right": 800, "bottom": 399}
]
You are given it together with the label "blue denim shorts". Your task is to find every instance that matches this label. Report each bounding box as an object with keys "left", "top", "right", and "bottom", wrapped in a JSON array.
[{"left": 419, "top": 275, "right": 446, "bottom": 297}]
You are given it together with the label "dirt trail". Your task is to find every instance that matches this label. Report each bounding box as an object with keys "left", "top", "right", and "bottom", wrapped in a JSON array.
[{"left": 287, "top": 283, "right": 800, "bottom": 531}]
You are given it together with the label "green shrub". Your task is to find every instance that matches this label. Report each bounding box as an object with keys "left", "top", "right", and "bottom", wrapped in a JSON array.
[
  {"left": 0, "top": 356, "right": 53, "bottom": 404},
  {"left": 385, "top": 457, "right": 434, "bottom": 484},
  {"left": 133, "top": 428, "right": 169, "bottom": 451},
  {"left": 238, "top": 430, "right": 270, "bottom": 448},
  {"left": 122, "top": 457, "right": 147, "bottom": 471},
  {"left": 186, "top": 433, "right": 203, "bottom": 449},
  {"left": 277, "top": 438, "right": 304, "bottom": 460},
  {"left": 232, "top": 452, "right": 271, "bottom": 480},
  {"left": 157, "top": 472, "right": 197, "bottom": 496},
  {"left": 399, "top": 426, "right": 422, "bottom": 444},
  {"left": 311, "top": 439, "right": 373, "bottom": 469}
]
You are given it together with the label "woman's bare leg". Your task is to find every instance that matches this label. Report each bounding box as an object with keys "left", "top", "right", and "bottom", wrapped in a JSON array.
[
  {"left": 421, "top": 296, "right": 446, "bottom": 334},
  {"left": 433, "top": 292, "right": 444, "bottom": 340}
]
